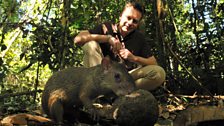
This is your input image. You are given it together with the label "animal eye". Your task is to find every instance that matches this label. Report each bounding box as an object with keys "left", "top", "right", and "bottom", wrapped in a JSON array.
[{"left": 114, "top": 73, "right": 121, "bottom": 82}]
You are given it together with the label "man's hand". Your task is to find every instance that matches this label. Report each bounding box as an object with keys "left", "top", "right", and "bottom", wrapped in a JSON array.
[
  {"left": 119, "top": 43, "right": 136, "bottom": 62},
  {"left": 108, "top": 35, "right": 123, "bottom": 53}
]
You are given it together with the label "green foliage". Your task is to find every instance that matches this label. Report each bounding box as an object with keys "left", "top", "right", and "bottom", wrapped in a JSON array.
[{"left": 162, "top": 0, "right": 224, "bottom": 94}]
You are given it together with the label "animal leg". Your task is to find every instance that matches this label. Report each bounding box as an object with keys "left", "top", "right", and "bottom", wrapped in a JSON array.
[{"left": 49, "top": 99, "right": 64, "bottom": 125}]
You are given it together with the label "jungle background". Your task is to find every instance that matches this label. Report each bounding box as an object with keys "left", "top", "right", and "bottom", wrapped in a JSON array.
[{"left": 0, "top": 0, "right": 223, "bottom": 125}]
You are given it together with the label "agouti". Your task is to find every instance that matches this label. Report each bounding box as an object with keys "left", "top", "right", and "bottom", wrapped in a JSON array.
[{"left": 41, "top": 57, "right": 136, "bottom": 125}]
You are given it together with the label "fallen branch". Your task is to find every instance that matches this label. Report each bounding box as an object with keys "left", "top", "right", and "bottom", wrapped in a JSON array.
[
  {"left": 174, "top": 105, "right": 224, "bottom": 126},
  {"left": 0, "top": 113, "right": 52, "bottom": 126}
]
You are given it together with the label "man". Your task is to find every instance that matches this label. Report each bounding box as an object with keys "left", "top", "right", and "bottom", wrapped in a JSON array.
[{"left": 74, "top": 1, "right": 165, "bottom": 91}]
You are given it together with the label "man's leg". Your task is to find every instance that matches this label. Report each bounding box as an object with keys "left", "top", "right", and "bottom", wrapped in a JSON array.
[
  {"left": 129, "top": 65, "right": 166, "bottom": 91},
  {"left": 82, "top": 41, "right": 104, "bottom": 67}
]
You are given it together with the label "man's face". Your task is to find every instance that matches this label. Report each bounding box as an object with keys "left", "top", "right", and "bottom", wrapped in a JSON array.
[{"left": 119, "top": 6, "right": 142, "bottom": 35}]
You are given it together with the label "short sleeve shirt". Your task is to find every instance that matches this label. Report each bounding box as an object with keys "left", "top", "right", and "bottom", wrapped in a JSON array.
[{"left": 89, "top": 22, "right": 153, "bottom": 70}]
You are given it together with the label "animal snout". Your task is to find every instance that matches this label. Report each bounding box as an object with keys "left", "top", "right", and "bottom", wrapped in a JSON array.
[{"left": 117, "top": 82, "right": 136, "bottom": 95}]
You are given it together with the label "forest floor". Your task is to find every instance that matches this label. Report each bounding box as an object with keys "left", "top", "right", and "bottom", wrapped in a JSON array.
[{"left": 1, "top": 89, "right": 224, "bottom": 126}]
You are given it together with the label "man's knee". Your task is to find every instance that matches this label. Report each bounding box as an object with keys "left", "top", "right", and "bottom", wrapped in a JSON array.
[
  {"left": 147, "top": 65, "right": 166, "bottom": 83},
  {"left": 132, "top": 65, "right": 166, "bottom": 91},
  {"left": 82, "top": 41, "right": 101, "bottom": 54},
  {"left": 82, "top": 41, "right": 103, "bottom": 67}
]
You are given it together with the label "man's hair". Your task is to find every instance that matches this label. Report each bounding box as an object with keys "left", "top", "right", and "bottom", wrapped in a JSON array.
[{"left": 122, "top": 1, "right": 145, "bottom": 17}]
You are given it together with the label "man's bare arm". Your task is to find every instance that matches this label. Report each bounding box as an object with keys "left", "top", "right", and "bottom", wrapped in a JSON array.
[{"left": 74, "top": 30, "right": 112, "bottom": 46}]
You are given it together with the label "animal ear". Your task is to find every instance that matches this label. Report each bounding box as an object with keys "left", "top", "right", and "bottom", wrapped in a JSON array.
[{"left": 101, "top": 56, "right": 112, "bottom": 71}]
